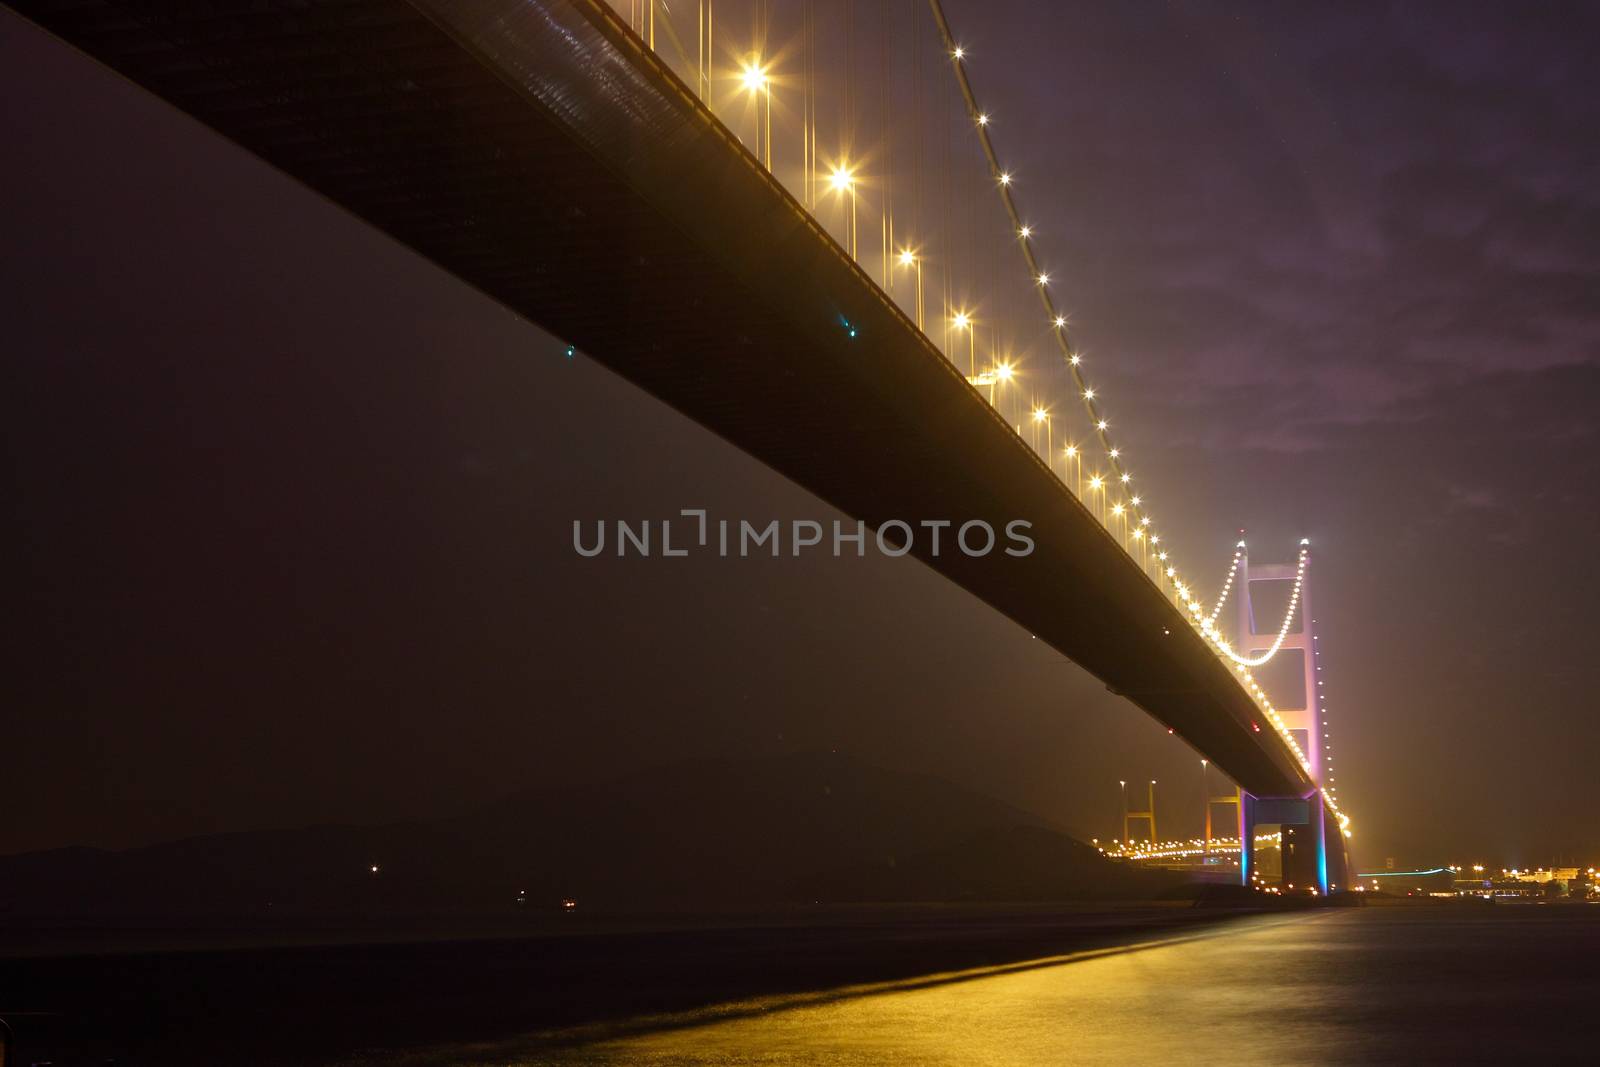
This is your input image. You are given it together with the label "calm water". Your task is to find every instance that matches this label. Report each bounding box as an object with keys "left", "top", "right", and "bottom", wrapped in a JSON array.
[{"left": 419, "top": 906, "right": 1600, "bottom": 1066}]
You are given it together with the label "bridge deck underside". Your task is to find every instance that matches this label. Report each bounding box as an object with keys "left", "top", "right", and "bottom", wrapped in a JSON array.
[{"left": 10, "top": 0, "right": 1312, "bottom": 797}]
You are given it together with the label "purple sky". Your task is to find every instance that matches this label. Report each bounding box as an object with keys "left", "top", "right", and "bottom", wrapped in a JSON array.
[{"left": 4, "top": 1, "right": 1598, "bottom": 868}]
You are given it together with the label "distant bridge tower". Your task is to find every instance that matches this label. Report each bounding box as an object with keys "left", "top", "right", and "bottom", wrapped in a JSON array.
[
  {"left": 1122, "top": 780, "right": 1157, "bottom": 844},
  {"left": 1235, "top": 541, "right": 1322, "bottom": 779}
]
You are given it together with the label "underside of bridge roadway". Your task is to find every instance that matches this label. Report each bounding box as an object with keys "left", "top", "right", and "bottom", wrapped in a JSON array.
[{"left": 11, "top": 0, "right": 1317, "bottom": 799}]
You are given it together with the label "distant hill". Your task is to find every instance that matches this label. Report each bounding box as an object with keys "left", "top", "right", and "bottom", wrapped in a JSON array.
[{"left": 0, "top": 752, "right": 1176, "bottom": 916}]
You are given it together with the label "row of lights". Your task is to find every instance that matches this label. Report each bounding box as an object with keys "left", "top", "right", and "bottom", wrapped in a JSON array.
[
  {"left": 942, "top": 22, "right": 1354, "bottom": 836},
  {"left": 721, "top": 17, "right": 1181, "bottom": 616},
  {"left": 663, "top": 6, "right": 1238, "bottom": 667},
  {"left": 1204, "top": 543, "right": 1246, "bottom": 628},
  {"left": 1315, "top": 624, "right": 1338, "bottom": 798},
  {"left": 643, "top": 4, "right": 1354, "bottom": 836},
  {"left": 1197, "top": 545, "right": 1307, "bottom": 669},
  {"left": 1099, "top": 831, "right": 1283, "bottom": 862},
  {"left": 940, "top": 32, "right": 1271, "bottom": 654}
]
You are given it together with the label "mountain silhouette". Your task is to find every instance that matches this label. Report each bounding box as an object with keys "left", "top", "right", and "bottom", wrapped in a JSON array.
[{"left": 0, "top": 752, "right": 1175, "bottom": 916}]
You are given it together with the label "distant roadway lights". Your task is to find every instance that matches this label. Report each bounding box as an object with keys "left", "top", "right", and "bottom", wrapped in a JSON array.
[
  {"left": 1037, "top": 272, "right": 1051, "bottom": 286},
  {"left": 1053, "top": 315, "right": 1066, "bottom": 328},
  {"left": 977, "top": 112, "right": 990, "bottom": 126},
  {"left": 952, "top": 45, "right": 965, "bottom": 60},
  {"left": 1020, "top": 225, "right": 1032, "bottom": 239},
  {"left": 739, "top": 59, "right": 772, "bottom": 170},
  {"left": 998, "top": 171, "right": 1013, "bottom": 186}
]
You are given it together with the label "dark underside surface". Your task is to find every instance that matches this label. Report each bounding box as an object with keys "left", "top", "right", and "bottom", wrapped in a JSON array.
[{"left": 4, "top": 0, "right": 1312, "bottom": 799}]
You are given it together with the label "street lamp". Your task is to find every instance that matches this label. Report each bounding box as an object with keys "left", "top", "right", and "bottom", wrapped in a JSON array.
[
  {"left": 829, "top": 164, "right": 857, "bottom": 260},
  {"left": 951, "top": 310, "right": 974, "bottom": 374},
  {"left": 992, "top": 359, "right": 1014, "bottom": 407},
  {"left": 895, "top": 247, "right": 924, "bottom": 331},
  {"left": 740, "top": 59, "right": 772, "bottom": 170}
]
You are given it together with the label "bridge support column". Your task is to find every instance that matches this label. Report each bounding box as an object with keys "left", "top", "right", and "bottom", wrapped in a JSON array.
[
  {"left": 1239, "top": 792, "right": 1256, "bottom": 887},
  {"left": 1323, "top": 801, "right": 1349, "bottom": 893},
  {"left": 1242, "top": 793, "right": 1329, "bottom": 894},
  {"left": 1309, "top": 790, "right": 1329, "bottom": 896}
]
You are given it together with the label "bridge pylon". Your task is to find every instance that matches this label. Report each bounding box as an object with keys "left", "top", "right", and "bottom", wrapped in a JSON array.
[
  {"left": 1122, "top": 780, "right": 1157, "bottom": 844},
  {"left": 1235, "top": 542, "right": 1322, "bottom": 779},
  {"left": 1233, "top": 542, "right": 1345, "bottom": 894}
]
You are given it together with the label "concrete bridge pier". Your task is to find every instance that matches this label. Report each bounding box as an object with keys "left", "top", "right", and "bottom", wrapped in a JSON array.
[{"left": 1240, "top": 792, "right": 1336, "bottom": 895}]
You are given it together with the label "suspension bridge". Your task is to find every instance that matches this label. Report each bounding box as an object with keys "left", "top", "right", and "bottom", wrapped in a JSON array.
[{"left": 9, "top": 0, "right": 1353, "bottom": 892}]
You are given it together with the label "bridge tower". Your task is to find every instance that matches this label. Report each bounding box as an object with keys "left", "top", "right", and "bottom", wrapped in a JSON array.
[
  {"left": 1234, "top": 542, "right": 1338, "bottom": 894},
  {"left": 1234, "top": 542, "right": 1321, "bottom": 779},
  {"left": 1122, "top": 780, "right": 1157, "bottom": 844}
]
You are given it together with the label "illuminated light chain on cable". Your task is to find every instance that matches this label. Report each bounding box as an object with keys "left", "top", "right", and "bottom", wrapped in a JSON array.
[
  {"left": 636, "top": 0, "right": 1209, "bottom": 659},
  {"left": 1198, "top": 546, "right": 1308, "bottom": 668},
  {"left": 1314, "top": 626, "right": 1339, "bottom": 800},
  {"left": 1206, "top": 542, "right": 1245, "bottom": 627},
  {"left": 638, "top": 0, "right": 1356, "bottom": 840},
  {"left": 926, "top": 0, "right": 1232, "bottom": 631},
  {"left": 1191, "top": 542, "right": 1350, "bottom": 835}
]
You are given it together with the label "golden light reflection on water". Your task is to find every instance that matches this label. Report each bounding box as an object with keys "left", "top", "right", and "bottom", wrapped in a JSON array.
[
  {"left": 385, "top": 908, "right": 1600, "bottom": 1067},
  {"left": 489, "top": 913, "right": 1350, "bottom": 1066}
]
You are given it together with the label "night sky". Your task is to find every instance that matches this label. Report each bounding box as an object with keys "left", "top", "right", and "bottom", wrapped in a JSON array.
[{"left": 5, "top": 1, "right": 1598, "bottom": 868}]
